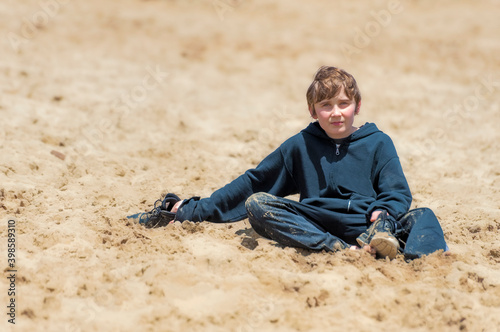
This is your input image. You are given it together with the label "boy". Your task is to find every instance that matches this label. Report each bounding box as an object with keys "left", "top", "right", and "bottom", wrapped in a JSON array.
[{"left": 133, "top": 66, "right": 448, "bottom": 259}]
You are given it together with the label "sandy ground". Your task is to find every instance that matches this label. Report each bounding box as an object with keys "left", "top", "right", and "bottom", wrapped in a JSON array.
[{"left": 1, "top": 0, "right": 500, "bottom": 331}]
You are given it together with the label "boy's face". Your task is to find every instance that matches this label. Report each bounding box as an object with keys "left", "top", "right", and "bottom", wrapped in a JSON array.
[{"left": 310, "top": 86, "right": 360, "bottom": 139}]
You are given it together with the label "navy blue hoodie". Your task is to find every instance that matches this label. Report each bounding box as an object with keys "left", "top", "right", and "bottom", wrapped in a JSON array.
[{"left": 176, "top": 122, "right": 412, "bottom": 242}]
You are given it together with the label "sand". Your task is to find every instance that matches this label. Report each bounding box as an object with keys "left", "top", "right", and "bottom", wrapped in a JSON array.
[{"left": 1, "top": 0, "right": 500, "bottom": 331}]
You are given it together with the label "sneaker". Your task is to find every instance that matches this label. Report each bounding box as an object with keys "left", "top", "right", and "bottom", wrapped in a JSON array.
[
  {"left": 132, "top": 193, "right": 180, "bottom": 228},
  {"left": 370, "top": 232, "right": 400, "bottom": 259},
  {"left": 356, "top": 210, "right": 400, "bottom": 259}
]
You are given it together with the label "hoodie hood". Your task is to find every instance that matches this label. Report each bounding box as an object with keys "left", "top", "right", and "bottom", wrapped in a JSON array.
[{"left": 302, "top": 121, "right": 380, "bottom": 142}]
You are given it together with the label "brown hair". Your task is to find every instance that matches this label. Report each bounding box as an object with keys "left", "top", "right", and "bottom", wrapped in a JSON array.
[{"left": 306, "top": 66, "right": 361, "bottom": 114}]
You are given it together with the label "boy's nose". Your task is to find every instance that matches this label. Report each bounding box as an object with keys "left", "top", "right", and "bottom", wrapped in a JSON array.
[{"left": 331, "top": 106, "right": 341, "bottom": 116}]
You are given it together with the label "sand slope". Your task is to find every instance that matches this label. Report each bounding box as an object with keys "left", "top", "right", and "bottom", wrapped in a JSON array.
[{"left": 1, "top": 0, "right": 500, "bottom": 331}]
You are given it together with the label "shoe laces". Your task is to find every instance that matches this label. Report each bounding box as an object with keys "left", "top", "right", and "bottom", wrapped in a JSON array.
[
  {"left": 377, "top": 211, "right": 395, "bottom": 233},
  {"left": 138, "top": 193, "right": 180, "bottom": 228},
  {"left": 139, "top": 202, "right": 163, "bottom": 226}
]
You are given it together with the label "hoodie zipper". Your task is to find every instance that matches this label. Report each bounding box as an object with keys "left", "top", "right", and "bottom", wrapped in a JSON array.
[{"left": 335, "top": 144, "right": 340, "bottom": 156}]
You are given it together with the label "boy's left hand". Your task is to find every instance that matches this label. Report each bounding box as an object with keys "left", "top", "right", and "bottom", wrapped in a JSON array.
[{"left": 370, "top": 210, "right": 386, "bottom": 222}]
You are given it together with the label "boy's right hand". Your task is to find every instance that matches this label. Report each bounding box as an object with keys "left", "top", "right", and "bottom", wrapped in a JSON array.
[
  {"left": 167, "top": 200, "right": 183, "bottom": 225},
  {"left": 171, "top": 200, "right": 183, "bottom": 213}
]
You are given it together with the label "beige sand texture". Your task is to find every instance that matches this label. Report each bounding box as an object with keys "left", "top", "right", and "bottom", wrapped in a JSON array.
[{"left": 1, "top": 0, "right": 500, "bottom": 331}]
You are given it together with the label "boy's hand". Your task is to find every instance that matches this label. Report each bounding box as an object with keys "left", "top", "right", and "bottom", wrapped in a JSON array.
[
  {"left": 370, "top": 210, "right": 386, "bottom": 222},
  {"left": 171, "top": 200, "right": 183, "bottom": 213},
  {"left": 167, "top": 200, "right": 184, "bottom": 225}
]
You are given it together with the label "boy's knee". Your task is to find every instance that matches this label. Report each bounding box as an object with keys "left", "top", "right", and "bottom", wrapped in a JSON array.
[
  {"left": 401, "top": 207, "right": 435, "bottom": 222},
  {"left": 421, "top": 207, "right": 435, "bottom": 216},
  {"left": 414, "top": 207, "right": 438, "bottom": 222},
  {"left": 245, "top": 193, "right": 274, "bottom": 235},
  {"left": 245, "top": 192, "right": 273, "bottom": 212},
  {"left": 413, "top": 207, "right": 433, "bottom": 214}
]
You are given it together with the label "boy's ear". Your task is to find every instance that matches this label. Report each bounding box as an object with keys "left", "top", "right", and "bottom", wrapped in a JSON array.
[
  {"left": 309, "top": 106, "right": 318, "bottom": 119},
  {"left": 355, "top": 101, "right": 361, "bottom": 115}
]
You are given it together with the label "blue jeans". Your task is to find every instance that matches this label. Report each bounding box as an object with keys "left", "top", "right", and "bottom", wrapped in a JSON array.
[
  {"left": 393, "top": 208, "right": 448, "bottom": 259},
  {"left": 245, "top": 193, "right": 350, "bottom": 252},
  {"left": 245, "top": 192, "right": 447, "bottom": 258}
]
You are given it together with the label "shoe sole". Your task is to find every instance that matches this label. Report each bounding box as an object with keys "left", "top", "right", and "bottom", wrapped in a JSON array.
[{"left": 370, "top": 232, "right": 399, "bottom": 259}]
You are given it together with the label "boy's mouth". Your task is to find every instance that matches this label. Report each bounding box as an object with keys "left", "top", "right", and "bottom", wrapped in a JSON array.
[{"left": 331, "top": 121, "right": 343, "bottom": 126}]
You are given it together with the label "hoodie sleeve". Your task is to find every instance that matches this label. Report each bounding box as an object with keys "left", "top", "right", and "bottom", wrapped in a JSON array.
[
  {"left": 367, "top": 139, "right": 412, "bottom": 219},
  {"left": 175, "top": 146, "right": 298, "bottom": 222}
]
